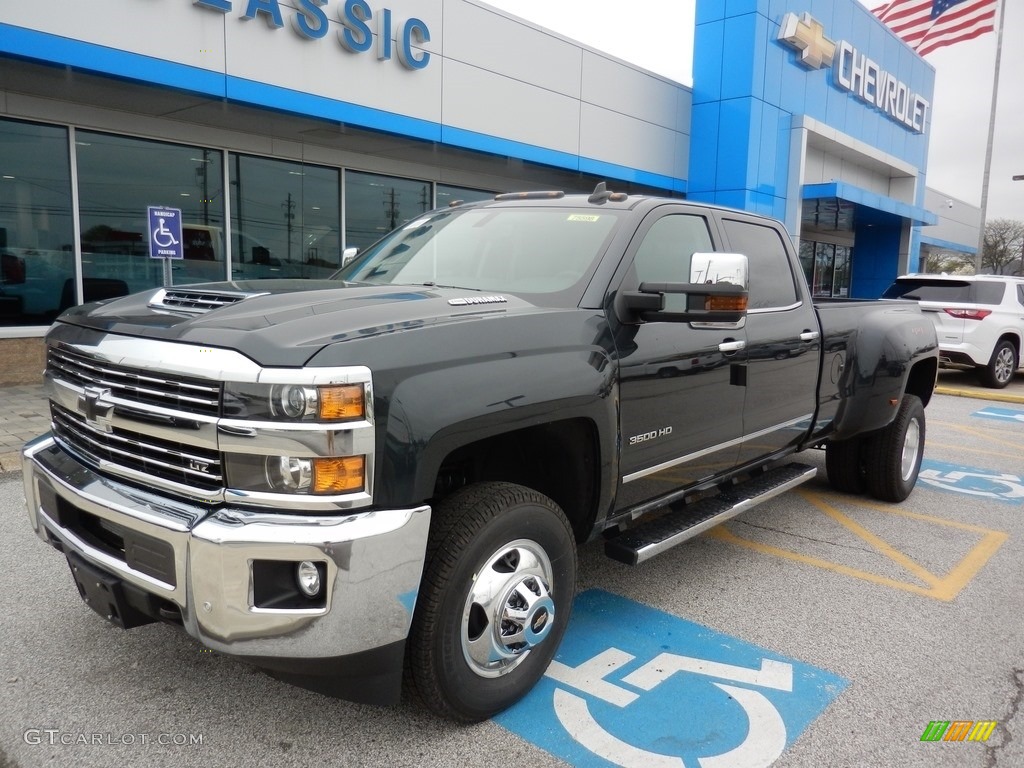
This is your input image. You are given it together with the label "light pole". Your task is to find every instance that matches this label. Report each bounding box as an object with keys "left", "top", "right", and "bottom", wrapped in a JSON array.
[{"left": 1014, "top": 175, "right": 1023, "bottom": 274}]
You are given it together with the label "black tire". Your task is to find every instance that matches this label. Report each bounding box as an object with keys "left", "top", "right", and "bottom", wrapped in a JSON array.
[
  {"left": 978, "top": 339, "right": 1018, "bottom": 389},
  {"left": 406, "top": 481, "right": 577, "bottom": 722},
  {"left": 863, "top": 394, "right": 926, "bottom": 502},
  {"left": 825, "top": 436, "right": 866, "bottom": 494}
]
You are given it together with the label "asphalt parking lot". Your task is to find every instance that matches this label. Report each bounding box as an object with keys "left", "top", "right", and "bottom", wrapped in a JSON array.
[{"left": 0, "top": 389, "right": 1021, "bottom": 768}]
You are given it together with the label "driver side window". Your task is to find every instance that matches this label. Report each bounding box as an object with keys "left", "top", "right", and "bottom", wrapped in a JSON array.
[{"left": 634, "top": 214, "right": 714, "bottom": 284}]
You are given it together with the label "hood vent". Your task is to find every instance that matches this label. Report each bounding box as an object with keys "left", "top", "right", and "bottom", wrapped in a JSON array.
[{"left": 149, "top": 288, "right": 268, "bottom": 314}]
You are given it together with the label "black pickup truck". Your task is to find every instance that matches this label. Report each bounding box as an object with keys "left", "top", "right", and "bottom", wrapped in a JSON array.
[{"left": 23, "top": 188, "right": 938, "bottom": 722}]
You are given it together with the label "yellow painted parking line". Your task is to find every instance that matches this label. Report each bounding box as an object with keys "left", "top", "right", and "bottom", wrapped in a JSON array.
[
  {"left": 932, "top": 421, "right": 1024, "bottom": 452},
  {"left": 706, "top": 490, "right": 1008, "bottom": 602},
  {"left": 802, "top": 492, "right": 939, "bottom": 587}
]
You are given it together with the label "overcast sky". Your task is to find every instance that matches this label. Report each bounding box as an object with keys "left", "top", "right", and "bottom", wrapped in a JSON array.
[{"left": 483, "top": 0, "right": 1024, "bottom": 223}]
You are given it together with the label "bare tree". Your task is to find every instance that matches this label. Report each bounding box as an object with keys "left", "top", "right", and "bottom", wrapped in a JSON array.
[
  {"left": 923, "top": 249, "right": 973, "bottom": 274},
  {"left": 982, "top": 218, "right": 1024, "bottom": 275}
]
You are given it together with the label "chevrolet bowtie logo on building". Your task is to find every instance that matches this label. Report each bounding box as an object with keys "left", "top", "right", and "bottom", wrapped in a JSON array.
[
  {"left": 778, "top": 12, "right": 836, "bottom": 70},
  {"left": 777, "top": 11, "right": 930, "bottom": 136}
]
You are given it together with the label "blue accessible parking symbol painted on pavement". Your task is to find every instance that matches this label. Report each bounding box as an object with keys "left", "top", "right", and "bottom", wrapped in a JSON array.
[
  {"left": 919, "top": 459, "right": 1024, "bottom": 504},
  {"left": 495, "top": 589, "right": 847, "bottom": 768},
  {"left": 972, "top": 407, "right": 1024, "bottom": 425}
]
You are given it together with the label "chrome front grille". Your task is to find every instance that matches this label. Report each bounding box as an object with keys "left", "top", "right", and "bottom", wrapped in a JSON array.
[
  {"left": 43, "top": 327, "right": 375, "bottom": 512},
  {"left": 48, "top": 344, "right": 221, "bottom": 416},
  {"left": 51, "top": 403, "right": 223, "bottom": 492}
]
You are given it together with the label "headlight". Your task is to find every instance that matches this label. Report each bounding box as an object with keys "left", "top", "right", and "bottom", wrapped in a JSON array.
[
  {"left": 272, "top": 385, "right": 317, "bottom": 419},
  {"left": 266, "top": 456, "right": 313, "bottom": 491},
  {"left": 227, "top": 454, "right": 366, "bottom": 495},
  {"left": 225, "top": 382, "right": 367, "bottom": 422}
]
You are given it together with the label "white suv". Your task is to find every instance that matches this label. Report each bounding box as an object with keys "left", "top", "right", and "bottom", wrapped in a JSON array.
[{"left": 883, "top": 274, "right": 1024, "bottom": 388}]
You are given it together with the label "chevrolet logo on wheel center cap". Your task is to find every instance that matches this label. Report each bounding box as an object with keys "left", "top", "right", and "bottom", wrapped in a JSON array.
[{"left": 779, "top": 12, "right": 837, "bottom": 70}]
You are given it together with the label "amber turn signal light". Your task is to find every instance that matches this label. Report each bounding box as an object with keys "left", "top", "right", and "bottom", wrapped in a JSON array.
[
  {"left": 318, "top": 385, "right": 365, "bottom": 421},
  {"left": 707, "top": 295, "right": 748, "bottom": 311},
  {"left": 312, "top": 456, "right": 365, "bottom": 494}
]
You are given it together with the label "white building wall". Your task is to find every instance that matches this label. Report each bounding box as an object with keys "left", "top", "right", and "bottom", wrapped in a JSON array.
[
  {"left": 2, "top": 0, "right": 691, "bottom": 188},
  {"left": 923, "top": 189, "right": 982, "bottom": 250}
]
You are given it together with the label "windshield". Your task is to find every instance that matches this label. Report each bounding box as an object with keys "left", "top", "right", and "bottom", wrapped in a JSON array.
[{"left": 333, "top": 207, "right": 622, "bottom": 303}]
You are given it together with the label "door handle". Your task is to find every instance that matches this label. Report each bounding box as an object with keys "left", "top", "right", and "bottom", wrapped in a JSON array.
[
  {"left": 799, "top": 330, "right": 820, "bottom": 342},
  {"left": 718, "top": 340, "right": 746, "bottom": 353}
]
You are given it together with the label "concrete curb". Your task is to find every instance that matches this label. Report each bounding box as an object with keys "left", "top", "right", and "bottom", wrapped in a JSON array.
[
  {"left": 934, "top": 386, "right": 1024, "bottom": 405},
  {"left": 0, "top": 452, "right": 21, "bottom": 473}
]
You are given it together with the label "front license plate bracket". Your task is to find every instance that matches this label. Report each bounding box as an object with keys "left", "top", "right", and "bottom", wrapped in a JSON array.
[{"left": 66, "top": 552, "right": 155, "bottom": 629}]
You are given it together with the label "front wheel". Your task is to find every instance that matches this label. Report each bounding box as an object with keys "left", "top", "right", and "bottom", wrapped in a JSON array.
[
  {"left": 406, "top": 482, "right": 577, "bottom": 722},
  {"left": 863, "top": 394, "right": 926, "bottom": 502},
  {"left": 979, "top": 340, "right": 1018, "bottom": 389}
]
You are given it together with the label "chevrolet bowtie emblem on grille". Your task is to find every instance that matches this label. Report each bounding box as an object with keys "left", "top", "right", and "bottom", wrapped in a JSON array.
[
  {"left": 79, "top": 386, "right": 115, "bottom": 434},
  {"left": 778, "top": 12, "right": 837, "bottom": 70}
]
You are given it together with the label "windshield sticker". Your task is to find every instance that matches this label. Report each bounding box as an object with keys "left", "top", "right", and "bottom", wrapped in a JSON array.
[{"left": 567, "top": 214, "right": 601, "bottom": 222}]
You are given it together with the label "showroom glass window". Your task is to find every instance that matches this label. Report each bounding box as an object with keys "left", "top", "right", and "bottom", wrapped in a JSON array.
[
  {"left": 76, "top": 131, "right": 225, "bottom": 294},
  {"left": 230, "top": 154, "right": 340, "bottom": 280},
  {"left": 801, "top": 240, "right": 852, "bottom": 298},
  {"left": 345, "top": 171, "right": 431, "bottom": 251},
  {"left": 436, "top": 183, "right": 495, "bottom": 208},
  {"left": 0, "top": 118, "right": 75, "bottom": 325}
]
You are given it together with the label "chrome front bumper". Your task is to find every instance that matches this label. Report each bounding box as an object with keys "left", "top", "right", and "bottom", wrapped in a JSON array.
[{"left": 23, "top": 434, "right": 431, "bottom": 663}]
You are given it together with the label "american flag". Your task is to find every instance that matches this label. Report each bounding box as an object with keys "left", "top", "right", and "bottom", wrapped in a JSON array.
[{"left": 872, "top": 0, "right": 997, "bottom": 56}]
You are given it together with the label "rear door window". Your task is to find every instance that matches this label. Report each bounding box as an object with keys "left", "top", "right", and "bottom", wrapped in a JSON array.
[{"left": 720, "top": 218, "right": 798, "bottom": 309}]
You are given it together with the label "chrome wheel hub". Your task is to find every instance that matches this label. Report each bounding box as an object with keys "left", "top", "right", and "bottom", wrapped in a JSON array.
[
  {"left": 461, "top": 539, "right": 555, "bottom": 678},
  {"left": 901, "top": 417, "right": 922, "bottom": 482}
]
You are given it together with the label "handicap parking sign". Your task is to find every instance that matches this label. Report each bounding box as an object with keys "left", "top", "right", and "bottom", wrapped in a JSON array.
[
  {"left": 147, "top": 206, "right": 183, "bottom": 259},
  {"left": 496, "top": 590, "right": 846, "bottom": 768}
]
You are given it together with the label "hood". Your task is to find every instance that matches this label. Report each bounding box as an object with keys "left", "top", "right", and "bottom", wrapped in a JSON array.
[{"left": 57, "top": 280, "right": 543, "bottom": 367}]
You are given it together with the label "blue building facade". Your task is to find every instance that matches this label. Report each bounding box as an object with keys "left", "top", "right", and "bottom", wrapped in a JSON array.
[{"left": 689, "top": 0, "right": 938, "bottom": 298}]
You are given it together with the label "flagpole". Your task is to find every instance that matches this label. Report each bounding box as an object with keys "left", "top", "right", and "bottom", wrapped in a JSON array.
[{"left": 975, "top": 0, "right": 1007, "bottom": 273}]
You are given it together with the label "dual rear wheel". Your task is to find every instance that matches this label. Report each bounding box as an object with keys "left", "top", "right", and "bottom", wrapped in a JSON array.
[{"left": 825, "top": 394, "right": 925, "bottom": 502}]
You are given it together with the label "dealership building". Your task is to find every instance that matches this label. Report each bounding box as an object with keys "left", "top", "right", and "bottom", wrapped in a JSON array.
[{"left": 0, "top": 0, "right": 980, "bottom": 382}]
